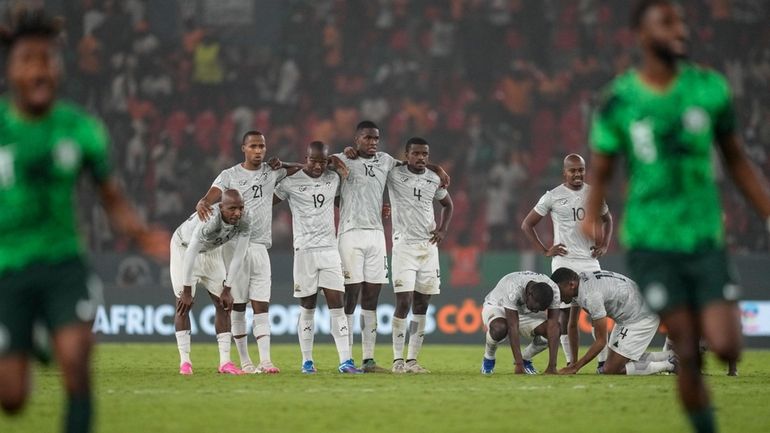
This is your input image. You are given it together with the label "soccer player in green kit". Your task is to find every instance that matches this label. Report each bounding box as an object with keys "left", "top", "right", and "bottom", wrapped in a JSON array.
[
  {"left": 0, "top": 10, "right": 164, "bottom": 433},
  {"left": 583, "top": 1, "right": 770, "bottom": 432}
]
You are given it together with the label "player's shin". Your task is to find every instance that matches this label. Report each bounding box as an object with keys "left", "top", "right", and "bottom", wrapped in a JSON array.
[
  {"left": 406, "top": 315, "right": 427, "bottom": 361},
  {"left": 484, "top": 331, "right": 500, "bottom": 360},
  {"left": 624, "top": 359, "right": 675, "bottom": 375},
  {"left": 175, "top": 330, "right": 191, "bottom": 365},
  {"left": 216, "top": 332, "right": 233, "bottom": 367},
  {"left": 346, "top": 314, "right": 355, "bottom": 359},
  {"left": 392, "top": 317, "right": 407, "bottom": 360},
  {"left": 361, "top": 309, "right": 377, "bottom": 360},
  {"left": 298, "top": 307, "right": 316, "bottom": 362},
  {"left": 522, "top": 336, "right": 548, "bottom": 361},
  {"left": 560, "top": 335, "right": 573, "bottom": 364},
  {"left": 639, "top": 350, "right": 674, "bottom": 363},
  {"left": 231, "top": 310, "right": 253, "bottom": 367},
  {"left": 330, "top": 308, "right": 351, "bottom": 362},
  {"left": 253, "top": 313, "right": 272, "bottom": 363}
]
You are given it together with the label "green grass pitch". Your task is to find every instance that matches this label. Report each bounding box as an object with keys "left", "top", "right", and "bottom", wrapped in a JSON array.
[{"left": 2, "top": 343, "right": 769, "bottom": 433}]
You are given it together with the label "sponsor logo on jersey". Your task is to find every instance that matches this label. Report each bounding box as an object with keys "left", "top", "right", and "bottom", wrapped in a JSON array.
[{"left": 682, "top": 106, "right": 709, "bottom": 134}]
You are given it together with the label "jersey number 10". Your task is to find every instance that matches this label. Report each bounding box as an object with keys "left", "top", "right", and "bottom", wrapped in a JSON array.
[{"left": 571, "top": 207, "right": 585, "bottom": 221}]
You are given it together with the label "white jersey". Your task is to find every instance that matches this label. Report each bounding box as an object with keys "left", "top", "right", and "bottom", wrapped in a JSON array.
[
  {"left": 483, "top": 271, "right": 562, "bottom": 313},
  {"left": 387, "top": 165, "right": 448, "bottom": 244},
  {"left": 174, "top": 206, "right": 250, "bottom": 252},
  {"left": 576, "top": 270, "right": 652, "bottom": 325},
  {"left": 173, "top": 206, "right": 250, "bottom": 287},
  {"left": 336, "top": 151, "right": 398, "bottom": 234},
  {"left": 212, "top": 163, "right": 287, "bottom": 248},
  {"left": 533, "top": 183, "right": 609, "bottom": 260},
  {"left": 274, "top": 169, "right": 340, "bottom": 251}
]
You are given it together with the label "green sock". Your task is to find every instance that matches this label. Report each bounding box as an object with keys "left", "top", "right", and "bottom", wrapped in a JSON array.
[
  {"left": 687, "top": 406, "right": 716, "bottom": 433},
  {"left": 66, "top": 394, "right": 92, "bottom": 433}
]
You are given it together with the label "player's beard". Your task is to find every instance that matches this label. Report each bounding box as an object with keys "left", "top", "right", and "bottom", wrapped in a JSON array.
[{"left": 650, "top": 38, "right": 688, "bottom": 67}]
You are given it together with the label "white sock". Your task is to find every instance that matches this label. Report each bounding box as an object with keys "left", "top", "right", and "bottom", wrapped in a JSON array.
[
  {"left": 560, "top": 334, "right": 572, "bottom": 364},
  {"left": 346, "top": 314, "right": 355, "bottom": 360},
  {"left": 231, "top": 310, "right": 252, "bottom": 366},
  {"left": 361, "top": 309, "right": 377, "bottom": 360},
  {"left": 330, "top": 308, "right": 351, "bottom": 363},
  {"left": 298, "top": 307, "right": 315, "bottom": 363},
  {"left": 639, "top": 350, "right": 673, "bottom": 363},
  {"left": 253, "top": 313, "right": 271, "bottom": 363},
  {"left": 216, "top": 332, "right": 232, "bottom": 367},
  {"left": 484, "top": 331, "right": 499, "bottom": 360},
  {"left": 522, "top": 336, "right": 548, "bottom": 361},
  {"left": 392, "top": 317, "right": 407, "bottom": 360},
  {"left": 175, "top": 330, "right": 191, "bottom": 365},
  {"left": 625, "top": 359, "right": 674, "bottom": 375},
  {"left": 406, "top": 314, "right": 426, "bottom": 361},
  {"left": 663, "top": 337, "right": 673, "bottom": 351}
]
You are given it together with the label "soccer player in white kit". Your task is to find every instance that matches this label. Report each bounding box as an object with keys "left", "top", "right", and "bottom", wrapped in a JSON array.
[
  {"left": 196, "top": 131, "right": 289, "bottom": 374},
  {"left": 387, "top": 137, "right": 453, "bottom": 374},
  {"left": 480, "top": 272, "right": 562, "bottom": 375},
  {"left": 521, "top": 153, "right": 613, "bottom": 368},
  {"left": 551, "top": 268, "right": 676, "bottom": 375},
  {"left": 171, "top": 189, "right": 250, "bottom": 375},
  {"left": 335, "top": 121, "right": 450, "bottom": 373},
  {"left": 273, "top": 141, "right": 360, "bottom": 374}
]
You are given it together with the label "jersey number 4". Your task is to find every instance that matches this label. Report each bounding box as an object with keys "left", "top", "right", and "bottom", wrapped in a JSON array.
[{"left": 413, "top": 188, "right": 422, "bottom": 201}]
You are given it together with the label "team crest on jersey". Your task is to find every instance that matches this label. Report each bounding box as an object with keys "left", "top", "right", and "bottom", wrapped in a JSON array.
[
  {"left": 239, "top": 180, "right": 248, "bottom": 186},
  {"left": 54, "top": 139, "right": 81, "bottom": 172},
  {"left": 299, "top": 186, "right": 308, "bottom": 192},
  {"left": 559, "top": 198, "right": 569, "bottom": 206},
  {"left": 401, "top": 176, "right": 409, "bottom": 182},
  {"left": 682, "top": 107, "right": 709, "bottom": 134}
]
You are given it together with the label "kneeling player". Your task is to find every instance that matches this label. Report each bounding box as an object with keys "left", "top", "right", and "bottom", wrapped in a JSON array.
[
  {"left": 171, "top": 190, "right": 250, "bottom": 375},
  {"left": 551, "top": 268, "right": 675, "bottom": 375},
  {"left": 480, "top": 271, "right": 561, "bottom": 375}
]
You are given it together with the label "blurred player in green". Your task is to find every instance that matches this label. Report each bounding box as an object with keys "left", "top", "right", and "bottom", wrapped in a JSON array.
[
  {"left": 0, "top": 9, "right": 164, "bottom": 433},
  {"left": 583, "top": 1, "right": 770, "bottom": 432}
]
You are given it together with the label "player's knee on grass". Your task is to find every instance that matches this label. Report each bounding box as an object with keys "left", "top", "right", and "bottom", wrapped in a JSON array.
[{"left": 601, "top": 353, "right": 629, "bottom": 375}]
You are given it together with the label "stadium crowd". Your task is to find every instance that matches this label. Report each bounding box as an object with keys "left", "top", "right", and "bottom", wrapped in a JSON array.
[{"left": 15, "top": 0, "right": 769, "bottom": 253}]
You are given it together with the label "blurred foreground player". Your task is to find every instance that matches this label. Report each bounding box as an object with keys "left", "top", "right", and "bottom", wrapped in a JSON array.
[
  {"left": 584, "top": 1, "right": 770, "bottom": 431},
  {"left": 0, "top": 9, "right": 165, "bottom": 433}
]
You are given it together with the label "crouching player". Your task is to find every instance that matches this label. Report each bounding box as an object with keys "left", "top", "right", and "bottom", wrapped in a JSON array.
[
  {"left": 551, "top": 268, "right": 675, "bottom": 375},
  {"left": 480, "top": 271, "right": 561, "bottom": 375},
  {"left": 171, "top": 190, "right": 250, "bottom": 375}
]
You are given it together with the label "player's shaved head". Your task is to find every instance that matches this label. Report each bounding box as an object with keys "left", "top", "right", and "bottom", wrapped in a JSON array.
[
  {"left": 219, "top": 189, "right": 244, "bottom": 224},
  {"left": 563, "top": 154, "right": 585, "bottom": 167},
  {"left": 307, "top": 140, "right": 328, "bottom": 156},
  {"left": 305, "top": 141, "right": 329, "bottom": 177},
  {"left": 222, "top": 189, "right": 243, "bottom": 205}
]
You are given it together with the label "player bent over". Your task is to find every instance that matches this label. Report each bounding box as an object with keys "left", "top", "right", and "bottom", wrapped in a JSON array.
[
  {"left": 273, "top": 141, "right": 359, "bottom": 374},
  {"left": 480, "top": 272, "right": 562, "bottom": 375},
  {"left": 551, "top": 268, "right": 675, "bottom": 375},
  {"left": 171, "top": 190, "right": 250, "bottom": 375},
  {"left": 388, "top": 137, "right": 453, "bottom": 374}
]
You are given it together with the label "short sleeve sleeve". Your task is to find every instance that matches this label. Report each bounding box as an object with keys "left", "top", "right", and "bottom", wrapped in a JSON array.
[
  {"left": 274, "top": 180, "right": 288, "bottom": 201},
  {"left": 81, "top": 117, "right": 111, "bottom": 184},
  {"left": 712, "top": 73, "right": 736, "bottom": 138},
  {"left": 212, "top": 170, "right": 230, "bottom": 191},
  {"left": 383, "top": 152, "right": 398, "bottom": 171},
  {"left": 273, "top": 167, "right": 288, "bottom": 184},
  {"left": 548, "top": 282, "right": 562, "bottom": 309},
  {"left": 584, "top": 291, "right": 607, "bottom": 321},
  {"left": 434, "top": 187, "right": 448, "bottom": 201},
  {"left": 590, "top": 88, "right": 624, "bottom": 155},
  {"left": 533, "top": 190, "right": 552, "bottom": 216}
]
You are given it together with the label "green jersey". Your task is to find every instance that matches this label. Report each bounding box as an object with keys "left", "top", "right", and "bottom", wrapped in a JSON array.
[
  {"left": 590, "top": 63, "right": 736, "bottom": 253},
  {"left": 0, "top": 99, "right": 111, "bottom": 275}
]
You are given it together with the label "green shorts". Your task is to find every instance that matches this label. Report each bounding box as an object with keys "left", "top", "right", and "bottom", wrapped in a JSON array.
[
  {"left": 627, "top": 248, "right": 739, "bottom": 315},
  {"left": 0, "top": 257, "right": 100, "bottom": 356}
]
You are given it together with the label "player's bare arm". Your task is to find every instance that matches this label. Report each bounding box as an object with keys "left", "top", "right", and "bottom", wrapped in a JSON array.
[
  {"left": 196, "top": 187, "right": 222, "bottom": 221},
  {"left": 544, "top": 308, "right": 560, "bottom": 374},
  {"left": 430, "top": 193, "right": 453, "bottom": 244},
  {"left": 591, "top": 211, "right": 614, "bottom": 258},
  {"left": 581, "top": 153, "right": 615, "bottom": 240},
  {"left": 567, "top": 305, "right": 580, "bottom": 364},
  {"left": 504, "top": 308, "right": 526, "bottom": 374},
  {"left": 521, "top": 210, "right": 567, "bottom": 256},
  {"left": 177, "top": 286, "right": 194, "bottom": 316},
  {"left": 559, "top": 317, "right": 608, "bottom": 374},
  {"left": 99, "top": 177, "right": 168, "bottom": 260},
  {"left": 716, "top": 133, "right": 770, "bottom": 223},
  {"left": 327, "top": 154, "right": 349, "bottom": 179}
]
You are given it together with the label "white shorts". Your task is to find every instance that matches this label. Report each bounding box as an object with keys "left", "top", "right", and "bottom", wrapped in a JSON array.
[
  {"left": 391, "top": 241, "right": 441, "bottom": 295},
  {"left": 293, "top": 249, "right": 345, "bottom": 298},
  {"left": 338, "top": 229, "right": 389, "bottom": 285},
  {"left": 481, "top": 304, "right": 547, "bottom": 338},
  {"left": 170, "top": 240, "right": 226, "bottom": 298},
  {"left": 551, "top": 256, "right": 601, "bottom": 308},
  {"left": 608, "top": 314, "right": 660, "bottom": 361},
  {"left": 222, "top": 242, "right": 272, "bottom": 304}
]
